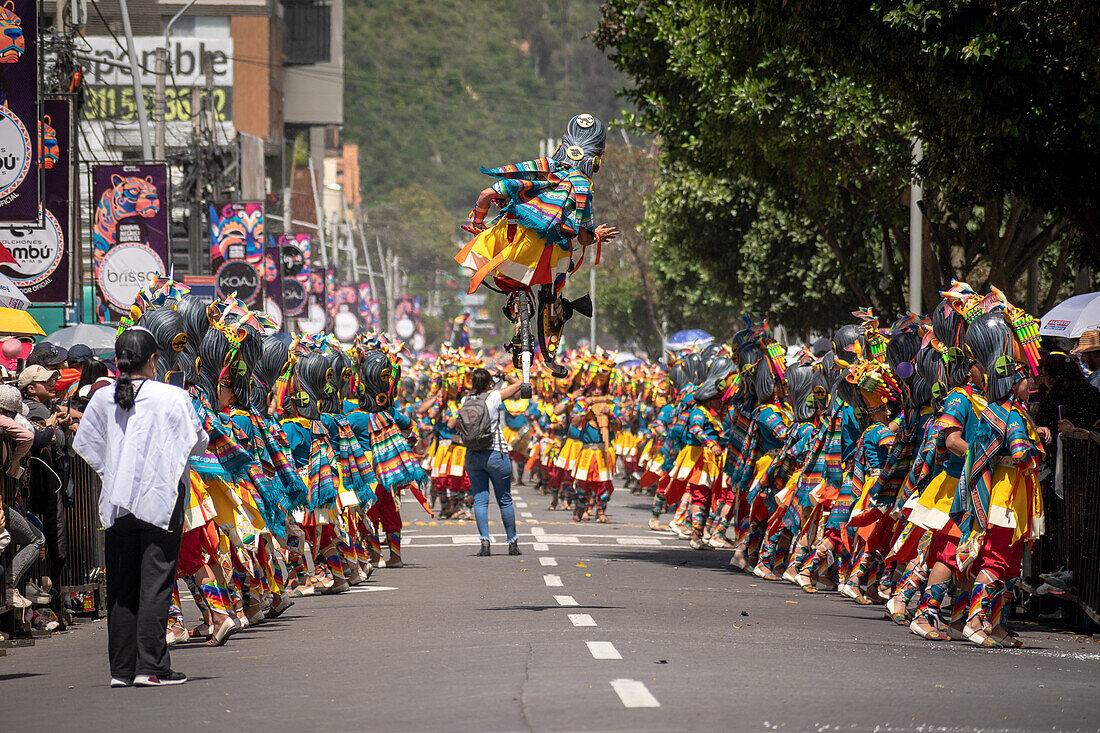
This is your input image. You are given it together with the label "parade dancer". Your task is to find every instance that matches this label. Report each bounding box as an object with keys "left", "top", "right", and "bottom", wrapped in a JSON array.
[
  {"left": 457, "top": 113, "right": 619, "bottom": 376},
  {"left": 955, "top": 302, "right": 1047, "bottom": 648},
  {"left": 348, "top": 347, "right": 435, "bottom": 569}
]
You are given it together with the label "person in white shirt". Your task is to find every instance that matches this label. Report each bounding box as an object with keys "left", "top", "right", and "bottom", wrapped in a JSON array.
[{"left": 73, "top": 327, "right": 208, "bottom": 688}]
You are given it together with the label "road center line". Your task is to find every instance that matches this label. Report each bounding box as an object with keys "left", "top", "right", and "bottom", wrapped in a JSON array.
[
  {"left": 539, "top": 557, "right": 557, "bottom": 566},
  {"left": 543, "top": 574, "right": 563, "bottom": 587},
  {"left": 610, "top": 679, "right": 660, "bottom": 708},
  {"left": 554, "top": 595, "right": 578, "bottom": 606},
  {"left": 586, "top": 641, "right": 622, "bottom": 659},
  {"left": 568, "top": 613, "right": 596, "bottom": 627}
]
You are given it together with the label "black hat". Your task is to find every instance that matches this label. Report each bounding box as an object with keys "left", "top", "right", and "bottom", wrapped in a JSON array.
[
  {"left": 29, "top": 342, "right": 68, "bottom": 367},
  {"left": 67, "top": 344, "right": 94, "bottom": 363}
]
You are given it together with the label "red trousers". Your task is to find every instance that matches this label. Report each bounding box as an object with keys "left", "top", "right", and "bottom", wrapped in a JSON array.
[{"left": 368, "top": 489, "right": 402, "bottom": 534}]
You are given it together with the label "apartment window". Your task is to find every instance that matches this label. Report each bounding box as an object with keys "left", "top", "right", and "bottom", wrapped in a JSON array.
[
  {"left": 162, "top": 15, "right": 231, "bottom": 38},
  {"left": 283, "top": 0, "right": 331, "bottom": 65}
]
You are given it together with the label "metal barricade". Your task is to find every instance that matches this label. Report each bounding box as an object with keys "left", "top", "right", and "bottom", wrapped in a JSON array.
[
  {"left": 1, "top": 455, "right": 104, "bottom": 626},
  {"left": 1039, "top": 435, "right": 1100, "bottom": 625}
]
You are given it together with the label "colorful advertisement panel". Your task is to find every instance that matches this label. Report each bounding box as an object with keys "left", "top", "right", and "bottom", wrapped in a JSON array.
[
  {"left": 0, "top": 0, "right": 40, "bottom": 223},
  {"left": 91, "top": 163, "right": 170, "bottom": 321},
  {"left": 0, "top": 97, "right": 72, "bottom": 302}
]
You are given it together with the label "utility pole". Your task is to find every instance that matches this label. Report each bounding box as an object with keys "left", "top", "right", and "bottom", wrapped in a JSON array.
[
  {"left": 118, "top": 0, "right": 153, "bottom": 160},
  {"left": 589, "top": 266, "right": 596, "bottom": 347},
  {"left": 308, "top": 157, "right": 328, "bottom": 269},
  {"left": 154, "top": 47, "right": 167, "bottom": 160},
  {"left": 908, "top": 137, "right": 923, "bottom": 314}
]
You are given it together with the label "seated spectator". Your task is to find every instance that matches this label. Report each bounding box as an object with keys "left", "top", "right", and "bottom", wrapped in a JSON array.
[
  {"left": 1071, "top": 330, "right": 1100, "bottom": 392},
  {"left": 0, "top": 384, "right": 46, "bottom": 609}
]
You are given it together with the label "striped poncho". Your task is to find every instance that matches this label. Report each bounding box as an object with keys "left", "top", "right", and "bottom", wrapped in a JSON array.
[{"left": 484, "top": 158, "right": 594, "bottom": 249}]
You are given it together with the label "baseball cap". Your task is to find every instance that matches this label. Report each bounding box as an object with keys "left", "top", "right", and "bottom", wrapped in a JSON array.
[
  {"left": 0, "top": 384, "right": 26, "bottom": 415},
  {"left": 28, "top": 342, "right": 68, "bottom": 367},
  {"left": 67, "top": 344, "right": 95, "bottom": 363},
  {"left": 17, "top": 364, "right": 60, "bottom": 389}
]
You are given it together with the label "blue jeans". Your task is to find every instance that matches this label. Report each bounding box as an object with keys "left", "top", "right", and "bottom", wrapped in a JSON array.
[{"left": 465, "top": 449, "right": 517, "bottom": 542}]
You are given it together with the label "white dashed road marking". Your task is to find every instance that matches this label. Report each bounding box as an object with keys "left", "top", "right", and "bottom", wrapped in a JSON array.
[
  {"left": 532, "top": 543, "right": 549, "bottom": 552},
  {"left": 539, "top": 557, "right": 557, "bottom": 566},
  {"left": 568, "top": 613, "right": 596, "bottom": 627},
  {"left": 586, "top": 641, "right": 622, "bottom": 660},
  {"left": 531, "top": 526, "right": 546, "bottom": 536},
  {"left": 616, "top": 537, "right": 662, "bottom": 546},
  {"left": 451, "top": 536, "right": 482, "bottom": 545},
  {"left": 554, "top": 595, "right": 579, "bottom": 606},
  {"left": 521, "top": 512, "right": 534, "bottom": 518},
  {"left": 610, "top": 679, "right": 660, "bottom": 708},
  {"left": 543, "top": 574, "right": 563, "bottom": 587}
]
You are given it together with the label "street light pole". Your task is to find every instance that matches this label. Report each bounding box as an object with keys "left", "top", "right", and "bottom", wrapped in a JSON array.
[
  {"left": 908, "top": 137, "right": 923, "bottom": 314},
  {"left": 117, "top": 0, "right": 152, "bottom": 160}
]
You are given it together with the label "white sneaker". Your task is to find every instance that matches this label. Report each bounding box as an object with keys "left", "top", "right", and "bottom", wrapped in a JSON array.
[
  {"left": 6, "top": 588, "right": 32, "bottom": 608},
  {"left": 134, "top": 671, "right": 187, "bottom": 686}
]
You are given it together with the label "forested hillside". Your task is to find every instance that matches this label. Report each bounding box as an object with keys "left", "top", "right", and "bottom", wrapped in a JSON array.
[{"left": 343, "top": 0, "right": 625, "bottom": 215}]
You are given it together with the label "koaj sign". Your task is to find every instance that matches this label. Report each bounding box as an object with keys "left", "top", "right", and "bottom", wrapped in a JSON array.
[{"left": 215, "top": 259, "right": 261, "bottom": 302}]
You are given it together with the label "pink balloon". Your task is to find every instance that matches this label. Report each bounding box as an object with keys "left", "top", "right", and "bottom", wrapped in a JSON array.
[{"left": 1, "top": 338, "right": 24, "bottom": 359}]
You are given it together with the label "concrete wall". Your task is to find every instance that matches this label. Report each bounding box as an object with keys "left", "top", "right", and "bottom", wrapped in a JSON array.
[{"left": 283, "top": 0, "right": 343, "bottom": 126}]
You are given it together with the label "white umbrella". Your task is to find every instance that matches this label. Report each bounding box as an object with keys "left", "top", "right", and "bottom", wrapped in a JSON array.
[
  {"left": 1040, "top": 292, "right": 1100, "bottom": 339},
  {"left": 43, "top": 323, "right": 119, "bottom": 351},
  {"left": 0, "top": 271, "right": 30, "bottom": 311}
]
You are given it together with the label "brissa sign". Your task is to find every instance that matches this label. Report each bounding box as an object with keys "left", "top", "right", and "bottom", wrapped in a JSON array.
[{"left": 97, "top": 244, "right": 165, "bottom": 310}]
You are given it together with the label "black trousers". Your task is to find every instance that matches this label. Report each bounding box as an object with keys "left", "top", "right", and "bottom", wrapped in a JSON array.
[{"left": 104, "top": 511, "right": 182, "bottom": 678}]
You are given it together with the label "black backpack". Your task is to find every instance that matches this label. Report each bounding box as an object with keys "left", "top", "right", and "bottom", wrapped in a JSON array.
[{"left": 457, "top": 393, "right": 494, "bottom": 451}]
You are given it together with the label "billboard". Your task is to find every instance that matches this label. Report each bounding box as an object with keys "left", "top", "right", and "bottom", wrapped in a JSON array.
[
  {"left": 210, "top": 201, "right": 264, "bottom": 306},
  {"left": 91, "top": 163, "right": 170, "bottom": 321},
  {"left": 0, "top": 97, "right": 73, "bottom": 303},
  {"left": 278, "top": 233, "right": 310, "bottom": 318},
  {"left": 0, "top": 0, "right": 39, "bottom": 223},
  {"left": 82, "top": 37, "right": 233, "bottom": 123},
  {"left": 263, "top": 241, "right": 284, "bottom": 330}
]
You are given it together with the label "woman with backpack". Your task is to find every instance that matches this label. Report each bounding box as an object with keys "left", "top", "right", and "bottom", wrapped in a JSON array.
[{"left": 451, "top": 367, "right": 526, "bottom": 556}]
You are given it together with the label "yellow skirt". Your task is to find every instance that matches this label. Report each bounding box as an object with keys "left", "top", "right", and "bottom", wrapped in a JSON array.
[
  {"left": 907, "top": 472, "right": 959, "bottom": 533},
  {"left": 574, "top": 445, "right": 614, "bottom": 484},
  {"left": 184, "top": 469, "right": 217, "bottom": 533},
  {"left": 206, "top": 476, "right": 266, "bottom": 550},
  {"left": 671, "top": 445, "right": 723, "bottom": 487},
  {"left": 432, "top": 441, "right": 467, "bottom": 478},
  {"left": 456, "top": 218, "right": 573, "bottom": 291},
  {"left": 555, "top": 438, "right": 583, "bottom": 471},
  {"left": 987, "top": 465, "right": 1044, "bottom": 542}
]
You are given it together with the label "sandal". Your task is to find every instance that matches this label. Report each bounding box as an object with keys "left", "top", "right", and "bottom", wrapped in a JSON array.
[
  {"left": 908, "top": 617, "right": 950, "bottom": 641},
  {"left": 840, "top": 583, "right": 874, "bottom": 605},
  {"left": 885, "top": 598, "right": 911, "bottom": 625},
  {"left": 962, "top": 625, "right": 1002, "bottom": 648}
]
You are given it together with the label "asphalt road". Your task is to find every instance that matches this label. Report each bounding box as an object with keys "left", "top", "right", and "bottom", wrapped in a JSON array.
[{"left": 3, "top": 481, "right": 1099, "bottom": 732}]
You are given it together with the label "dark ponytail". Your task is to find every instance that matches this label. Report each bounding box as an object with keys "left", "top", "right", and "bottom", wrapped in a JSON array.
[{"left": 114, "top": 328, "right": 159, "bottom": 409}]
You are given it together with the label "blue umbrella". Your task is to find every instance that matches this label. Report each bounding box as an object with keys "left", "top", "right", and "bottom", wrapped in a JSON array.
[
  {"left": 666, "top": 329, "right": 714, "bottom": 350},
  {"left": 619, "top": 359, "right": 646, "bottom": 368}
]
